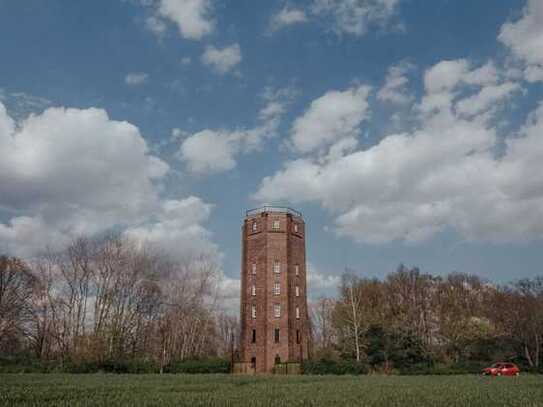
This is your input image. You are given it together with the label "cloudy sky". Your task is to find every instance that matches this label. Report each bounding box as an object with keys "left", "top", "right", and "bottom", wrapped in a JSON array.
[{"left": 1, "top": 0, "right": 543, "bottom": 300}]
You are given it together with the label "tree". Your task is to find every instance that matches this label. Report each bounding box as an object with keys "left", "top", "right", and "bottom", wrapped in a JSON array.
[
  {"left": 490, "top": 278, "right": 543, "bottom": 368},
  {"left": 311, "top": 297, "right": 336, "bottom": 353},
  {"left": 0, "top": 256, "right": 37, "bottom": 354}
]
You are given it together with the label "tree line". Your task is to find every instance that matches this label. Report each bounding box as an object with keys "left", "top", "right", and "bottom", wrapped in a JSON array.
[
  {"left": 0, "top": 235, "right": 237, "bottom": 373},
  {"left": 1, "top": 236, "right": 542, "bottom": 374},
  {"left": 310, "top": 265, "right": 543, "bottom": 374}
]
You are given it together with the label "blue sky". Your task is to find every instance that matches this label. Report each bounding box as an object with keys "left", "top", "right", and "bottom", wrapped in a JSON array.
[{"left": 1, "top": 0, "right": 543, "bottom": 301}]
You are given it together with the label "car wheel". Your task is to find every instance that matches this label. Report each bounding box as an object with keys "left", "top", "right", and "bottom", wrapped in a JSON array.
[
  {"left": 515, "top": 372, "right": 519, "bottom": 376},
  {"left": 497, "top": 372, "right": 501, "bottom": 376}
]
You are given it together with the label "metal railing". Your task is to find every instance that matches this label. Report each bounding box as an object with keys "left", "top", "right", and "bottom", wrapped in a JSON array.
[{"left": 245, "top": 205, "right": 302, "bottom": 218}]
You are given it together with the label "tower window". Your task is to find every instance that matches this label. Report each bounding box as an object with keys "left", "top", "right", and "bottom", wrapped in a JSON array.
[
  {"left": 272, "top": 220, "right": 280, "bottom": 229},
  {"left": 252, "top": 263, "right": 256, "bottom": 275},
  {"left": 295, "top": 285, "right": 300, "bottom": 297},
  {"left": 295, "top": 265, "right": 299, "bottom": 276},
  {"left": 274, "top": 282, "right": 280, "bottom": 295},
  {"left": 294, "top": 223, "right": 298, "bottom": 232},
  {"left": 274, "top": 328, "right": 280, "bottom": 344},
  {"left": 252, "top": 221, "right": 257, "bottom": 232},
  {"left": 252, "top": 329, "right": 256, "bottom": 343},
  {"left": 296, "top": 330, "right": 300, "bottom": 344},
  {"left": 251, "top": 304, "right": 256, "bottom": 319},
  {"left": 273, "top": 261, "right": 280, "bottom": 274},
  {"left": 274, "top": 304, "right": 281, "bottom": 318},
  {"left": 296, "top": 306, "right": 300, "bottom": 319},
  {"left": 251, "top": 284, "right": 256, "bottom": 296}
]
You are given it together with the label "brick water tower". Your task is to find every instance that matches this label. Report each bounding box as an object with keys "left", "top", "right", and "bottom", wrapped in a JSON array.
[{"left": 240, "top": 206, "right": 310, "bottom": 373}]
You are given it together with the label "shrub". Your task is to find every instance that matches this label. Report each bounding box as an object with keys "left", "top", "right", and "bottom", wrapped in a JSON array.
[
  {"left": 398, "top": 362, "right": 488, "bottom": 375},
  {"left": 62, "top": 358, "right": 159, "bottom": 374},
  {"left": 302, "top": 359, "right": 369, "bottom": 375},
  {"left": 0, "top": 354, "right": 60, "bottom": 373},
  {"left": 164, "top": 358, "right": 231, "bottom": 374}
]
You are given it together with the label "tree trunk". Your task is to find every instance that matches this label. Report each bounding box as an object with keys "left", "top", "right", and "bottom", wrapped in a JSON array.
[
  {"left": 525, "top": 343, "right": 534, "bottom": 367},
  {"left": 348, "top": 284, "right": 360, "bottom": 362},
  {"left": 535, "top": 334, "right": 540, "bottom": 368}
]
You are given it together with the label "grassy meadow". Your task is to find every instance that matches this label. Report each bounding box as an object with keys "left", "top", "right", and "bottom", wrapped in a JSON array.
[{"left": 1, "top": 374, "right": 543, "bottom": 407}]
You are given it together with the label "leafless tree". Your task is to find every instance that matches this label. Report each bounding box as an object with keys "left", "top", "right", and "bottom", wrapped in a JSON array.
[{"left": 0, "top": 257, "right": 37, "bottom": 353}]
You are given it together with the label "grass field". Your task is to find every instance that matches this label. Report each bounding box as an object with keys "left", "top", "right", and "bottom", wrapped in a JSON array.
[{"left": 1, "top": 374, "right": 543, "bottom": 407}]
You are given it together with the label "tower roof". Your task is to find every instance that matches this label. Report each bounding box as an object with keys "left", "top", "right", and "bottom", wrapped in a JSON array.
[{"left": 245, "top": 205, "right": 302, "bottom": 218}]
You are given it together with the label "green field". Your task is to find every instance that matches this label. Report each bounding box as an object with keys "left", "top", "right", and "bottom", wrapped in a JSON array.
[{"left": 1, "top": 374, "right": 543, "bottom": 407}]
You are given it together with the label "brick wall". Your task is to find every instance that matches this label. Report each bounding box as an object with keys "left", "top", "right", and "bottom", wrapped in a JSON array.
[{"left": 240, "top": 209, "right": 309, "bottom": 373}]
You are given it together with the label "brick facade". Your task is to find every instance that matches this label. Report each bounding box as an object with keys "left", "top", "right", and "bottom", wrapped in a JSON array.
[{"left": 240, "top": 208, "right": 310, "bottom": 373}]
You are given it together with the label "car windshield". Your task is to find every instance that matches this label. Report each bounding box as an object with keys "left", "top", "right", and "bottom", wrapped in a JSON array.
[{"left": 492, "top": 363, "right": 503, "bottom": 368}]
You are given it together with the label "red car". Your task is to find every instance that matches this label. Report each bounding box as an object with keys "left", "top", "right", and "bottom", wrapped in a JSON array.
[{"left": 482, "top": 362, "right": 520, "bottom": 376}]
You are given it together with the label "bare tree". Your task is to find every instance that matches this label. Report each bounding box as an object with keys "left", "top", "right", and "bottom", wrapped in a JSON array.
[
  {"left": 335, "top": 273, "right": 365, "bottom": 362},
  {"left": 311, "top": 297, "right": 336, "bottom": 352},
  {"left": 0, "top": 257, "right": 37, "bottom": 353}
]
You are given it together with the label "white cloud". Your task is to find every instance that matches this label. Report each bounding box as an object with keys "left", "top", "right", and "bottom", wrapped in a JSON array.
[
  {"left": 255, "top": 60, "right": 541, "bottom": 244},
  {"left": 269, "top": 6, "right": 308, "bottom": 32},
  {"left": 499, "top": 0, "right": 543, "bottom": 82},
  {"left": 419, "top": 60, "right": 500, "bottom": 115},
  {"left": 455, "top": 82, "right": 521, "bottom": 117},
  {"left": 124, "top": 196, "right": 219, "bottom": 260},
  {"left": 377, "top": 61, "right": 414, "bottom": 104},
  {"left": 290, "top": 85, "right": 371, "bottom": 155},
  {"left": 217, "top": 275, "right": 240, "bottom": 315},
  {"left": 153, "top": 0, "right": 214, "bottom": 40},
  {"left": 311, "top": 0, "right": 401, "bottom": 37},
  {"left": 0, "top": 90, "right": 52, "bottom": 121},
  {"left": 145, "top": 15, "right": 167, "bottom": 36},
  {"left": 464, "top": 61, "right": 500, "bottom": 86},
  {"left": 0, "top": 103, "right": 218, "bottom": 260},
  {"left": 201, "top": 44, "right": 242, "bottom": 75},
  {"left": 179, "top": 129, "right": 242, "bottom": 174},
  {"left": 307, "top": 263, "right": 341, "bottom": 298},
  {"left": 125, "top": 72, "right": 149, "bottom": 86},
  {"left": 180, "top": 57, "right": 192, "bottom": 66},
  {"left": 423, "top": 59, "right": 470, "bottom": 93},
  {"left": 179, "top": 87, "right": 295, "bottom": 175}
]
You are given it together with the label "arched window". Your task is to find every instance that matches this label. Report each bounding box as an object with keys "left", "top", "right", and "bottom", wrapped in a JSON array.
[
  {"left": 251, "top": 357, "right": 256, "bottom": 369},
  {"left": 275, "top": 355, "right": 281, "bottom": 365}
]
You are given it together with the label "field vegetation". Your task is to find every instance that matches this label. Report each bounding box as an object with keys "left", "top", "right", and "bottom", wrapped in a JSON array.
[{"left": 1, "top": 374, "right": 543, "bottom": 407}]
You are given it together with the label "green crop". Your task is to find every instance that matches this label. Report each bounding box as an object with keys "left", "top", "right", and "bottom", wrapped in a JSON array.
[{"left": 1, "top": 374, "right": 542, "bottom": 407}]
